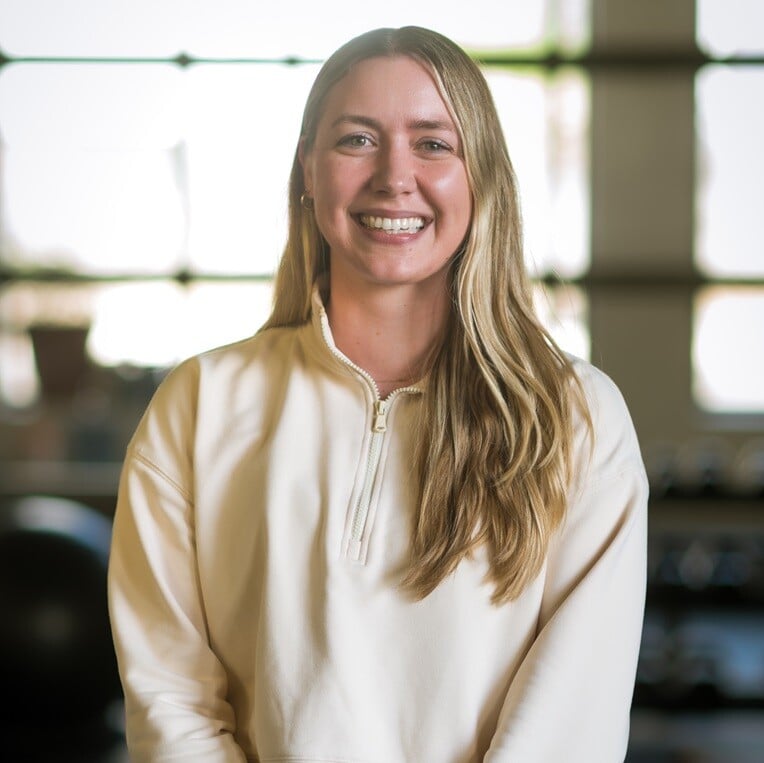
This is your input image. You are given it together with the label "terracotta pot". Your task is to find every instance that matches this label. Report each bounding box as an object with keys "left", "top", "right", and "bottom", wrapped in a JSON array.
[{"left": 29, "top": 325, "right": 91, "bottom": 399}]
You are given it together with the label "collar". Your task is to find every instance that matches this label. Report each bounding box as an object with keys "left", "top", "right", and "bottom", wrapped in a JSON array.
[{"left": 307, "top": 284, "right": 425, "bottom": 398}]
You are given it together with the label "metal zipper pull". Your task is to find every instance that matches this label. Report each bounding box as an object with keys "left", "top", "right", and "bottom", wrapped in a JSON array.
[{"left": 372, "top": 400, "right": 388, "bottom": 433}]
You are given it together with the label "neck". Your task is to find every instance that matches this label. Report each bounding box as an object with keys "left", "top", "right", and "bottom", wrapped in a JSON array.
[{"left": 326, "top": 277, "right": 449, "bottom": 397}]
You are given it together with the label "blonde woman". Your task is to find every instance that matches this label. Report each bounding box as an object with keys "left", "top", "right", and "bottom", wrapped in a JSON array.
[{"left": 108, "top": 26, "right": 648, "bottom": 763}]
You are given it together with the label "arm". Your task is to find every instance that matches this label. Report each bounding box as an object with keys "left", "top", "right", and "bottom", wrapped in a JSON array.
[
  {"left": 485, "top": 370, "right": 648, "bottom": 763},
  {"left": 108, "top": 363, "right": 247, "bottom": 762}
]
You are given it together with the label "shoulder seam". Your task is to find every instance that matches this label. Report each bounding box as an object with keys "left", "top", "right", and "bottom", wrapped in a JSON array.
[{"left": 130, "top": 447, "right": 194, "bottom": 504}]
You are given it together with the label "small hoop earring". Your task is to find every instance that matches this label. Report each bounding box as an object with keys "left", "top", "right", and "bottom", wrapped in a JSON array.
[{"left": 300, "top": 191, "right": 314, "bottom": 210}]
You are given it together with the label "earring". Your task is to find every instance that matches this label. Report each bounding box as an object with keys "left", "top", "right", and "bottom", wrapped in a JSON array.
[{"left": 300, "top": 191, "right": 314, "bottom": 210}]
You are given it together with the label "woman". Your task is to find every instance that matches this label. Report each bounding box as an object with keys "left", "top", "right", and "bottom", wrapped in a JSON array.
[{"left": 108, "top": 26, "right": 648, "bottom": 763}]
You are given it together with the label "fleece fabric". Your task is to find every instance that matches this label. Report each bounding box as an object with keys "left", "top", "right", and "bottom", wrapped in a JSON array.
[{"left": 108, "top": 290, "right": 648, "bottom": 763}]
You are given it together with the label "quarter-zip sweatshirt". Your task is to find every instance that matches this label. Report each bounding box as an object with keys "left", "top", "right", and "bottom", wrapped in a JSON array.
[{"left": 108, "top": 289, "right": 648, "bottom": 763}]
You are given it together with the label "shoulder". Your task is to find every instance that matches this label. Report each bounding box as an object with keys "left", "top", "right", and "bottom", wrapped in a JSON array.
[
  {"left": 195, "top": 324, "right": 304, "bottom": 377},
  {"left": 566, "top": 355, "right": 645, "bottom": 482},
  {"left": 568, "top": 355, "right": 632, "bottom": 427},
  {"left": 128, "top": 326, "right": 303, "bottom": 457},
  {"left": 159, "top": 325, "right": 302, "bottom": 397}
]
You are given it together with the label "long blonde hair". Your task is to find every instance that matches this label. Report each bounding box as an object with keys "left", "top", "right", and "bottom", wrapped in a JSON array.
[{"left": 264, "top": 27, "right": 591, "bottom": 604}]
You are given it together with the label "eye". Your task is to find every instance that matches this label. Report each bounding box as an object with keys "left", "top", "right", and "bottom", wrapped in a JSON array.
[
  {"left": 337, "top": 133, "right": 374, "bottom": 149},
  {"left": 418, "top": 138, "right": 453, "bottom": 154}
]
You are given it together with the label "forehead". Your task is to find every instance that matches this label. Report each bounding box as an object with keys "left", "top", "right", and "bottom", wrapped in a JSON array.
[{"left": 316, "top": 55, "right": 455, "bottom": 129}]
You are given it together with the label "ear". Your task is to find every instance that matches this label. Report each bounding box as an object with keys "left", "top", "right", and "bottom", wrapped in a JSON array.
[{"left": 298, "top": 137, "right": 313, "bottom": 194}]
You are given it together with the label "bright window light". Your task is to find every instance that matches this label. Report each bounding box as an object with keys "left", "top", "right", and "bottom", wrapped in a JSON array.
[
  {"left": 695, "top": 66, "right": 764, "bottom": 279},
  {"left": 0, "top": 64, "right": 186, "bottom": 274},
  {"left": 0, "top": 0, "right": 573, "bottom": 58},
  {"left": 489, "top": 67, "right": 590, "bottom": 278},
  {"left": 86, "top": 281, "right": 273, "bottom": 367},
  {"left": 693, "top": 287, "right": 764, "bottom": 413},
  {"left": 184, "top": 64, "right": 320, "bottom": 275},
  {"left": 697, "top": 0, "right": 764, "bottom": 57}
]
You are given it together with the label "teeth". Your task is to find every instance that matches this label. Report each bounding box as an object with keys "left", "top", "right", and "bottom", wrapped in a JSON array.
[{"left": 359, "top": 215, "right": 425, "bottom": 233}]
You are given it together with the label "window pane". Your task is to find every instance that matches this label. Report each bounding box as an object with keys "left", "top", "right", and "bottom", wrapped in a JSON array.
[
  {"left": 182, "top": 1, "right": 549, "bottom": 59},
  {"left": 86, "top": 281, "right": 273, "bottom": 366},
  {"left": 695, "top": 66, "right": 764, "bottom": 279},
  {"left": 0, "top": 0, "right": 588, "bottom": 58},
  {"left": 0, "top": 0, "right": 190, "bottom": 57},
  {"left": 184, "top": 64, "right": 320, "bottom": 275},
  {"left": 693, "top": 287, "right": 764, "bottom": 413},
  {"left": 487, "top": 67, "right": 590, "bottom": 278},
  {"left": 697, "top": 0, "right": 764, "bottom": 57},
  {"left": 558, "top": 0, "right": 591, "bottom": 55},
  {"left": 0, "top": 64, "right": 186, "bottom": 274}
]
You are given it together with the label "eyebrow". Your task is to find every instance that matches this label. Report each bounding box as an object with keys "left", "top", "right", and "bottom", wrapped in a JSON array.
[{"left": 330, "top": 113, "right": 457, "bottom": 134}]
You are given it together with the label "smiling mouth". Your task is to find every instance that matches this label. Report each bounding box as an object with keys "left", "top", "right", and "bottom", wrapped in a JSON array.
[{"left": 357, "top": 214, "right": 426, "bottom": 234}]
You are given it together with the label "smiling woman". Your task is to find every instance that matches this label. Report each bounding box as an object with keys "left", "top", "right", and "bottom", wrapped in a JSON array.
[
  {"left": 303, "top": 58, "right": 470, "bottom": 278},
  {"left": 298, "top": 56, "right": 472, "bottom": 393},
  {"left": 107, "top": 26, "right": 647, "bottom": 763}
]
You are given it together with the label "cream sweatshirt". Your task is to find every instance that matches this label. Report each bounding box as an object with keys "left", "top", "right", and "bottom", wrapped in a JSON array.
[{"left": 108, "top": 291, "right": 648, "bottom": 763}]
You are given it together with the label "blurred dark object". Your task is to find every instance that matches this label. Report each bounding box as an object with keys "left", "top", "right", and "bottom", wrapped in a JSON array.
[
  {"left": 649, "top": 534, "right": 764, "bottom": 605},
  {"left": 645, "top": 439, "right": 764, "bottom": 501},
  {"left": 635, "top": 606, "right": 764, "bottom": 710},
  {"left": 29, "top": 325, "right": 92, "bottom": 399},
  {"left": 0, "top": 496, "right": 121, "bottom": 729},
  {"left": 637, "top": 487, "right": 764, "bottom": 714}
]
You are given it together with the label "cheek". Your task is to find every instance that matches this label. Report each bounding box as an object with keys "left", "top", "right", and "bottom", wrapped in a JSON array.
[
  {"left": 431, "top": 167, "right": 472, "bottom": 229},
  {"left": 431, "top": 164, "right": 469, "bottom": 200},
  {"left": 312, "top": 177, "right": 356, "bottom": 248},
  {"left": 314, "top": 159, "right": 359, "bottom": 211}
]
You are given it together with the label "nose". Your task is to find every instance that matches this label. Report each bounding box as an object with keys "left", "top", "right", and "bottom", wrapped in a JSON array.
[{"left": 372, "top": 141, "right": 416, "bottom": 195}]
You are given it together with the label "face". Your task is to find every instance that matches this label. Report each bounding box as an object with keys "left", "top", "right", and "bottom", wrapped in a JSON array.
[{"left": 300, "top": 55, "right": 472, "bottom": 294}]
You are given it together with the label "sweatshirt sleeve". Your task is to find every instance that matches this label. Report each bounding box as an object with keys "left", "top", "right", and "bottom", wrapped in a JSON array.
[
  {"left": 107, "top": 360, "right": 247, "bottom": 763},
  {"left": 484, "top": 365, "right": 648, "bottom": 763}
]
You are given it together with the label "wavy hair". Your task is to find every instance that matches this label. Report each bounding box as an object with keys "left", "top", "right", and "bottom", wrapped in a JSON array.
[{"left": 263, "top": 26, "right": 591, "bottom": 604}]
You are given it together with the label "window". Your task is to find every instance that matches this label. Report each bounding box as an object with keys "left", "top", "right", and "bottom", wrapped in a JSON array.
[
  {"left": 693, "top": 5, "right": 764, "bottom": 415},
  {"left": 693, "top": 288, "right": 764, "bottom": 415},
  {"left": 0, "top": 1, "right": 591, "bottom": 411}
]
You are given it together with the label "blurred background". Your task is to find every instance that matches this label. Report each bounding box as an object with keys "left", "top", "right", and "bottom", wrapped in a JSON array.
[{"left": 0, "top": 0, "right": 762, "bottom": 760}]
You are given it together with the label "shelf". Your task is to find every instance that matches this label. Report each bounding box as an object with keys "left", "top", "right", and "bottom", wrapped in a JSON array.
[{"left": 0, "top": 461, "right": 122, "bottom": 501}]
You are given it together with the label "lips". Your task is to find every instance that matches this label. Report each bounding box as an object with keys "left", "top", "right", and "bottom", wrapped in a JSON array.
[{"left": 357, "top": 214, "right": 426, "bottom": 234}]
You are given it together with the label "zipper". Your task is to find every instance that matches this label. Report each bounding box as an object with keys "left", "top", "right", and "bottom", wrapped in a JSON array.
[
  {"left": 317, "top": 306, "right": 421, "bottom": 561},
  {"left": 348, "top": 400, "right": 388, "bottom": 559}
]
